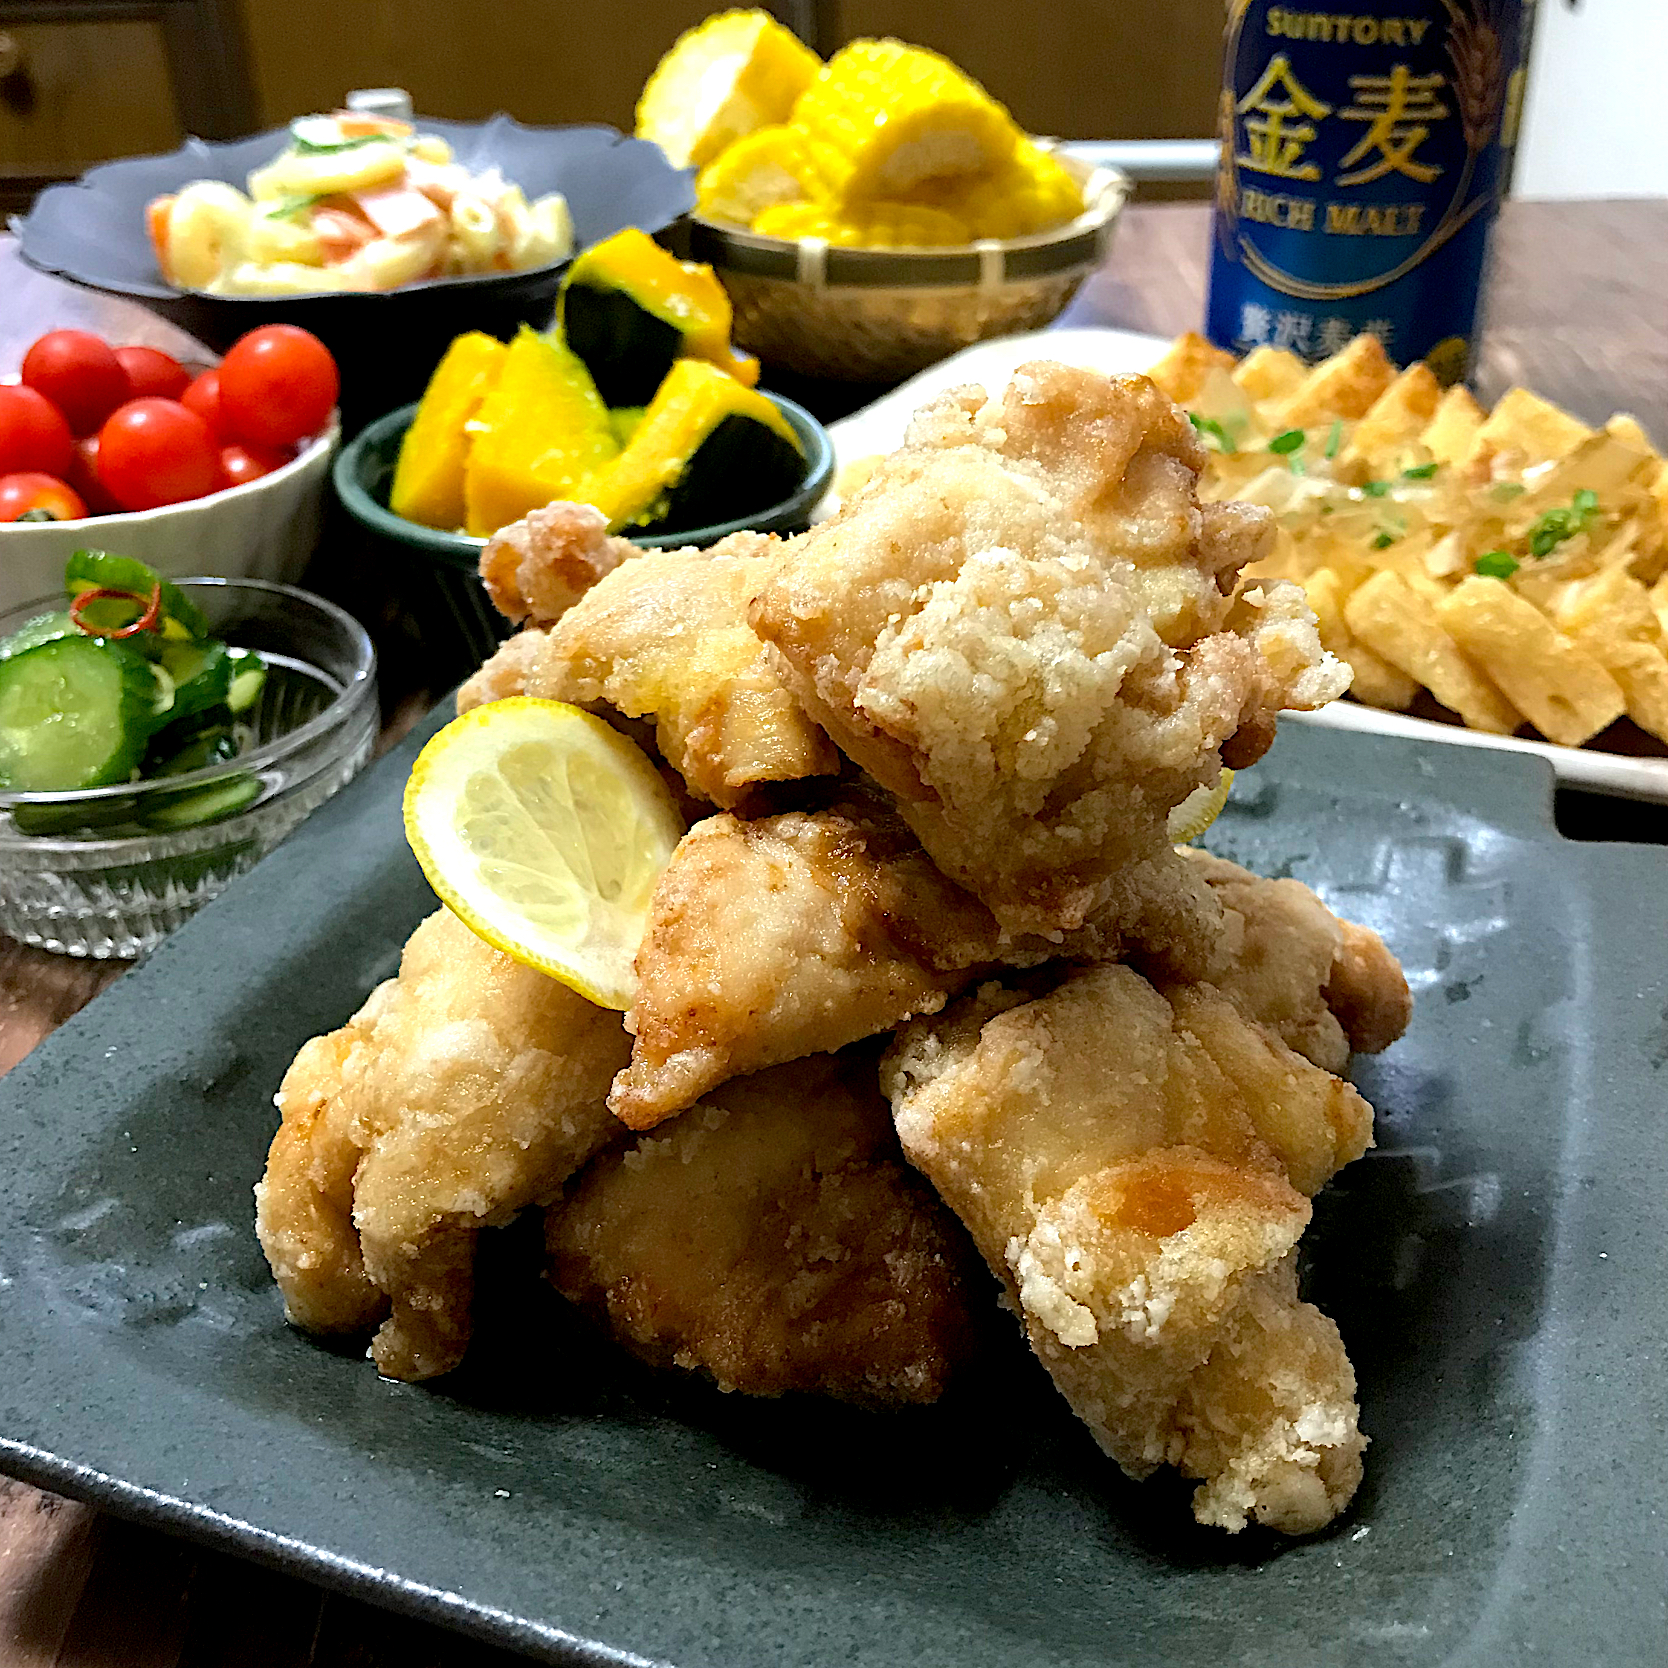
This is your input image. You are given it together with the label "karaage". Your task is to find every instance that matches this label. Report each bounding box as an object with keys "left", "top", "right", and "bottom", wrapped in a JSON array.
[
  {"left": 611, "top": 792, "right": 1120, "bottom": 1130},
  {"left": 478, "top": 501, "right": 637, "bottom": 628},
  {"left": 748, "top": 362, "right": 1348, "bottom": 941},
  {"left": 256, "top": 908, "right": 630, "bottom": 1381},
  {"left": 460, "top": 531, "right": 838, "bottom": 808},
  {"left": 1176, "top": 847, "right": 1412, "bottom": 1074},
  {"left": 882, "top": 964, "right": 1373, "bottom": 1532},
  {"left": 550, "top": 1049, "right": 985, "bottom": 1403}
]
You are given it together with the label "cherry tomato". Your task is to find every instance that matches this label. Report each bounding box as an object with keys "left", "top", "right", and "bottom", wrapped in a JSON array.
[
  {"left": 219, "top": 440, "right": 290, "bottom": 487},
  {"left": 217, "top": 325, "right": 338, "bottom": 449},
  {"left": 0, "top": 472, "right": 87, "bottom": 523},
  {"left": 19, "top": 330, "right": 130, "bottom": 436},
  {"left": 97, "top": 398, "right": 222, "bottom": 511},
  {"left": 180, "top": 368, "right": 224, "bottom": 437},
  {"left": 115, "top": 345, "right": 191, "bottom": 402},
  {"left": 0, "top": 384, "right": 74, "bottom": 478},
  {"left": 65, "top": 435, "right": 120, "bottom": 515}
]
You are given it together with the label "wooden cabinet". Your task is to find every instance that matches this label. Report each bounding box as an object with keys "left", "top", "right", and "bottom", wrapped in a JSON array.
[{"left": 0, "top": 19, "right": 181, "bottom": 169}]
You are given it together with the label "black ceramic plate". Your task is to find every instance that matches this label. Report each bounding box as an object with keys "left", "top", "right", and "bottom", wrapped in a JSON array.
[
  {"left": 1, "top": 713, "right": 1665, "bottom": 1666},
  {"left": 14, "top": 119, "right": 694, "bottom": 417}
]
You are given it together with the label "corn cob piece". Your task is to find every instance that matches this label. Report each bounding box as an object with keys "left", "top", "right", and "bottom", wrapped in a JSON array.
[
  {"left": 790, "top": 39, "right": 1022, "bottom": 205},
  {"left": 695, "top": 124, "right": 838, "bottom": 226},
  {"left": 753, "top": 200, "right": 971, "bottom": 248},
  {"left": 636, "top": 9, "right": 821, "bottom": 171},
  {"left": 934, "top": 138, "right": 1085, "bottom": 239}
]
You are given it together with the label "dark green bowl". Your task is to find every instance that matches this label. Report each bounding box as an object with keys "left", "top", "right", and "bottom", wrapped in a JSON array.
[{"left": 332, "top": 392, "right": 834, "bottom": 573}]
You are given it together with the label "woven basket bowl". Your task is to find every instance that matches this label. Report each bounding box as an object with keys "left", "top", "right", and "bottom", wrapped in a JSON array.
[{"left": 686, "top": 150, "right": 1129, "bottom": 383}]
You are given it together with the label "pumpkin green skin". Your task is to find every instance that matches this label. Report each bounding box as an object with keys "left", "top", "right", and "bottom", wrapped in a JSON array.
[
  {"left": 633, "top": 415, "right": 806, "bottom": 537},
  {"left": 561, "top": 284, "right": 683, "bottom": 408}
]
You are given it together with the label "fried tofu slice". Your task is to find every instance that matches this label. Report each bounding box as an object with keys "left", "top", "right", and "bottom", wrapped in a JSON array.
[
  {"left": 1146, "top": 330, "right": 1237, "bottom": 405},
  {"left": 1233, "top": 345, "right": 1308, "bottom": 404},
  {"left": 1301, "top": 565, "right": 1418, "bottom": 711},
  {"left": 1178, "top": 847, "right": 1411, "bottom": 1078},
  {"left": 612, "top": 794, "right": 1123, "bottom": 1131},
  {"left": 883, "top": 966, "right": 1373, "bottom": 1533},
  {"left": 1268, "top": 333, "right": 1396, "bottom": 429},
  {"left": 1435, "top": 576, "right": 1625, "bottom": 747},
  {"left": 256, "top": 909, "right": 630, "bottom": 1381},
  {"left": 1339, "top": 363, "right": 1443, "bottom": 473},
  {"left": 748, "top": 362, "right": 1348, "bottom": 939},
  {"left": 550, "top": 1049, "right": 985, "bottom": 1404},
  {"left": 459, "top": 532, "right": 838, "bottom": 808},
  {"left": 478, "top": 501, "right": 637, "bottom": 628},
  {"left": 1418, "top": 384, "right": 1487, "bottom": 468},
  {"left": 1344, "top": 569, "right": 1522, "bottom": 733}
]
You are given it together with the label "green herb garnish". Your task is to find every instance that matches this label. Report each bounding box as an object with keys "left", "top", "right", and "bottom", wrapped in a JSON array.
[
  {"left": 1187, "top": 412, "right": 1237, "bottom": 454},
  {"left": 1268, "top": 428, "right": 1305, "bottom": 455},
  {"left": 1401, "top": 462, "right": 1439, "bottom": 480},
  {"left": 1490, "top": 482, "right": 1527, "bottom": 501},
  {"left": 1527, "top": 490, "right": 1603, "bottom": 558},
  {"left": 1371, "top": 530, "right": 1397, "bottom": 549},
  {"left": 261, "top": 193, "right": 324, "bottom": 220},
  {"left": 1361, "top": 479, "right": 1391, "bottom": 498},
  {"left": 1324, "top": 419, "right": 1343, "bottom": 459},
  {"left": 1474, "top": 550, "right": 1519, "bottom": 580}
]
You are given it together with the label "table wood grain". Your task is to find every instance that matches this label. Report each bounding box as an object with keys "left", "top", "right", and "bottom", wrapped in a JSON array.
[{"left": 3, "top": 196, "right": 1668, "bottom": 1665}]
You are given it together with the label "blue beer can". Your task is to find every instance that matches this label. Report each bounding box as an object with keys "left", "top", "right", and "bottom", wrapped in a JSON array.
[{"left": 1205, "top": 1, "right": 1535, "bottom": 383}]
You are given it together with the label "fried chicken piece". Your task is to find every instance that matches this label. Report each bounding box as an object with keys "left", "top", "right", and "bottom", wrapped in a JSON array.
[
  {"left": 882, "top": 965, "right": 1373, "bottom": 1533},
  {"left": 748, "top": 362, "right": 1348, "bottom": 939},
  {"left": 459, "top": 531, "right": 839, "bottom": 808},
  {"left": 549, "top": 1050, "right": 984, "bottom": 1404},
  {"left": 479, "top": 501, "right": 636, "bottom": 628},
  {"left": 1177, "top": 847, "right": 1412, "bottom": 1075},
  {"left": 255, "top": 909, "right": 630, "bottom": 1381},
  {"left": 611, "top": 794, "right": 1122, "bottom": 1130}
]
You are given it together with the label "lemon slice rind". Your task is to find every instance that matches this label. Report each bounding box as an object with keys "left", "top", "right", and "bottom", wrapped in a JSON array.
[
  {"left": 403, "top": 698, "right": 684, "bottom": 1010},
  {"left": 1168, "top": 767, "right": 1234, "bottom": 846}
]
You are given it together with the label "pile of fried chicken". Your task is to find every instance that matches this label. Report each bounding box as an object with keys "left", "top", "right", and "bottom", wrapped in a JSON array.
[{"left": 255, "top": 363, "right": 1412, "bottom": 1536}]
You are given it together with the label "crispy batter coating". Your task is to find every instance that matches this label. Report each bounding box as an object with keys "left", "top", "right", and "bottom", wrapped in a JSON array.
[
  {"left": 550, "top": 1050, "right": 984, "bottom": 1404},
  {"left": 1177, "top": 847, "right": 1412, "bottom": 1075},
  {"left": 460, "top": 531, "right": 839, "bottom": 808},
  {"left": 255, "top": 910, "right": 630, "bottom": 1381},
  {"left": 882, "top": 965, "right": 1372, "bottom": 1533},
  {"left": 479, "top": 501, "right": 637, "bottom": 628},
  {"left": 748, "top": 362, "right": 1348, "bottom": 938},
  {"left": 611, "top": 794, "right": 1121, "bottom": 1130}
]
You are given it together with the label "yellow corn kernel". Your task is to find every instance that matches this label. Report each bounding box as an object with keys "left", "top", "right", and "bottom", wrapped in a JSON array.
[
  {"left": 695, "top": 124, "right": 837, "bottom": 226},
  {"left": 924, "top": 139, "right": 1085, "bottom": 239},
  {"left": 790, "top": 39, "right": 1022, "bottom": 205},
  {"left": 636, "top": 10, "right": 821, "bottom": 170},
  {"left": 753, "top": 200, "right": 970, "bottom": 247}
]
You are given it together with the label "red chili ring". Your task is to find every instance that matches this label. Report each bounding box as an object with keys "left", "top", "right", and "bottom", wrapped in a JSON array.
[{"left": 70, "top": 583, "right": 163, "bottom": 639}]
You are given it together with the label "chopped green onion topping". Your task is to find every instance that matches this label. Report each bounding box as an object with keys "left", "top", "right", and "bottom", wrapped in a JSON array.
[
  {"left": 1371, "top": 530, "right": 1397, "bottom": 549},
  {"left": 1288, "top": 457, "right": 1307, "bottom": 476},
  {"left": 1268, "top": 428, "right": 1305, "bottom": 455},
  {"left": 1401, "top": 462, "right": 1439, "bottom": 480},
  {"left": 1474, "top": 550, "right": 1519, "bottom": 580},
  {"left": 1187, "top": 412, "right": 1237, "bottom": 454},
  {"left": 1324, "top": 419, "right": 1343, "bottom": 459},
  {"left": 1527, "top": 490, "right": 1603, "bottom": 558},
  {"left": 1490, "top": 482, "right": 1527, "bottom": 501},
  {"left": 1361, "top": 479, "right": 1391, "bottom": 497}
]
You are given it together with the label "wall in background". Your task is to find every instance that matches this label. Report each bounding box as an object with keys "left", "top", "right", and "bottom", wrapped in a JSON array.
[{"left": 1516, "top": 0, "right": 1668, "bottom": 198}]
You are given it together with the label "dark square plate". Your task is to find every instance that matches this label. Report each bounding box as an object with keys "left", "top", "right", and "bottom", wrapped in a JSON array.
[{"left": 2, "top": 710, "right": 1666, "bottom": 1666}]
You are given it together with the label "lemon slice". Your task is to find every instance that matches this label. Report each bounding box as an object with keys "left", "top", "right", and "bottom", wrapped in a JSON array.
[
  {"left": 1168, "top": 768, "right": 1234, "bottom": 845},
  {"left": 403, "top": 699, "right": 684, "bottom": 1009}
]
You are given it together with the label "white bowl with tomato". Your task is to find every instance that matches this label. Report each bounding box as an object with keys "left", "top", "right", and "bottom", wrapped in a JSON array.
[{"left": 0, "top": 323, "right": 341, "bottom": 616}]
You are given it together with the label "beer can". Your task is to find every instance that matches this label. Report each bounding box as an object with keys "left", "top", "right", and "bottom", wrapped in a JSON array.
[{"left": 1205, "top": 1, "right": 1536, "bottom": 382}]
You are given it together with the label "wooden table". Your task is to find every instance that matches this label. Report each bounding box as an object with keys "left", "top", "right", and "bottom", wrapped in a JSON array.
[{"left": 3, "top": 197, "right": 1667, "bottom": 1666}]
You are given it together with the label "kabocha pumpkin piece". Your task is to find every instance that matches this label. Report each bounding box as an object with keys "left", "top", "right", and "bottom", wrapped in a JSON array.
[
  {"left": 391, "top": 331, "right": 507, "bottom": 530},
  {"left": 635, "top": 8, "right": 821, "bottom": 171},
  {"left": 559, "top": 229, "right": 759, "bottom": 408},
  {"left": 462, "top": 327, "right": 618, "bottom": 539},
  {"left": 583, "top": 358, "right": 803, "bottom": 537}
]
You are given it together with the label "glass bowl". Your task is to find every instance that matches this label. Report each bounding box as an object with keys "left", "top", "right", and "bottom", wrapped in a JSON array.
[{"left": 0, "top": 578, "right": 377, "bottom": 959}]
